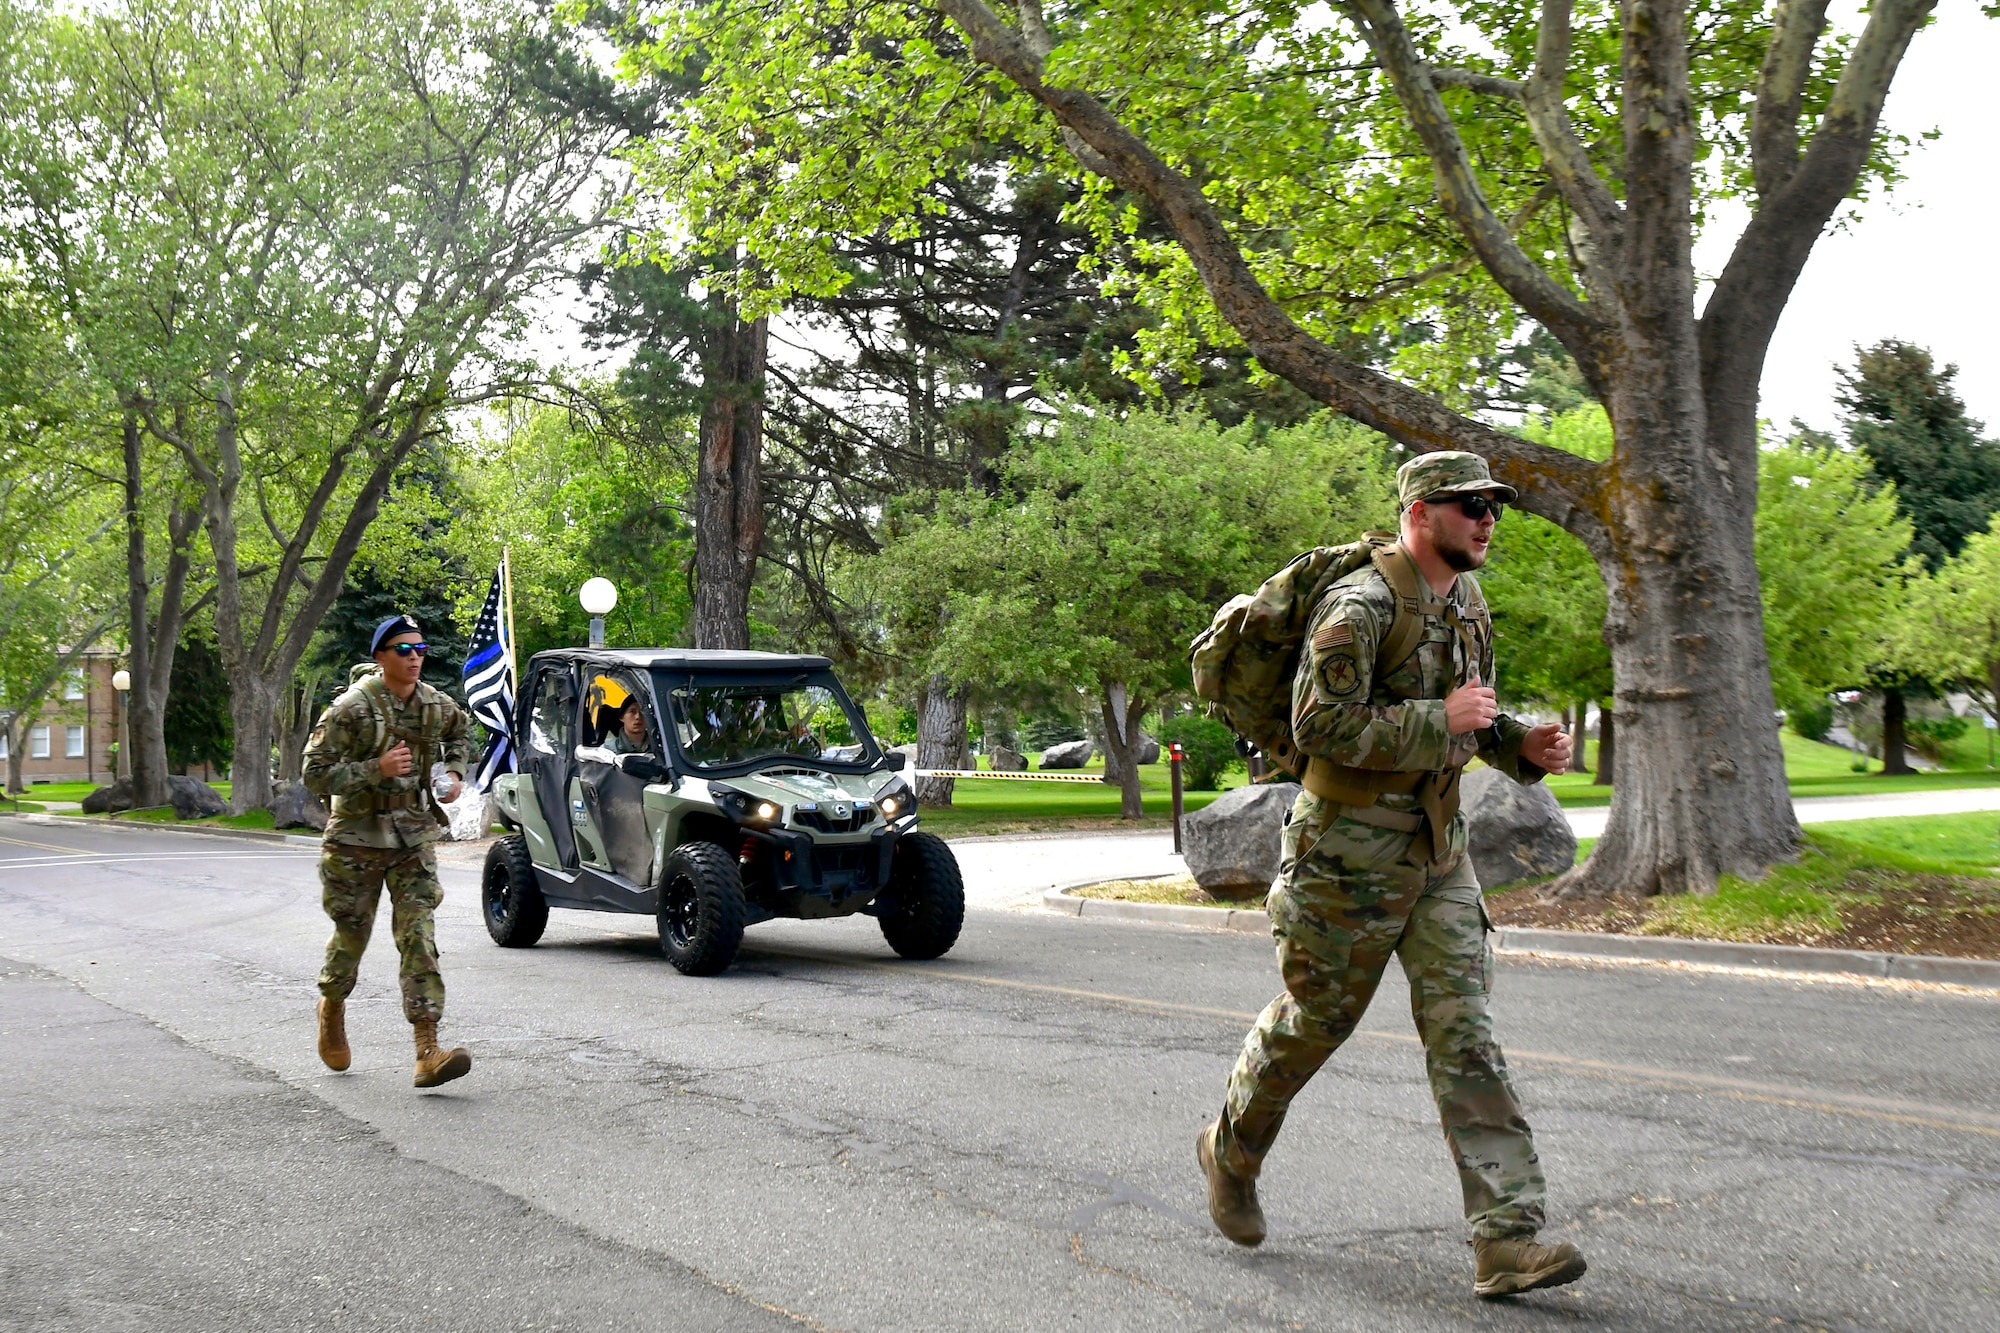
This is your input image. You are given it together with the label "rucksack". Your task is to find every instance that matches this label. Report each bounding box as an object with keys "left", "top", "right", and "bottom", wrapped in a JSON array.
[
  {"left": 1190, "top": 533, "right": 1487, "bottom": 778},
  {"left": 327, "top": 665, "right": 455, "bottom": 825}
]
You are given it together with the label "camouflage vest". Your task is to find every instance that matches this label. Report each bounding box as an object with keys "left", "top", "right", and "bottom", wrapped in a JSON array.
[
  {"left": 1189, "top": 534, "right": 1491, "bottom": 779},
  {"left": 328, "top": 666, "right": 454, "bottom": 825}
]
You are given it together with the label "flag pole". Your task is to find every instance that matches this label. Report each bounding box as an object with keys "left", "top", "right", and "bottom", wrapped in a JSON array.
[{"left": 501, "top": 546, "right": 519, "bottom": 684}]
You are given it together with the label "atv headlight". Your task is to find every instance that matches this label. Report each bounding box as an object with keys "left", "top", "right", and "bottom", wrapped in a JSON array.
[
  {"left": 708, "top": 784, "right": 779, "bottom": 826},
  {"left": 877, "top": 777, "right": 914, "bottom": 819},
  {"left": 755, "top": 800, "right": 780, "bottom": 821}
]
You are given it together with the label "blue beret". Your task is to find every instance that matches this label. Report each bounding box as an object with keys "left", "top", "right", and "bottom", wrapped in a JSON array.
[{"left": 369, "top": 615, "right": 423, "bottom": 655}]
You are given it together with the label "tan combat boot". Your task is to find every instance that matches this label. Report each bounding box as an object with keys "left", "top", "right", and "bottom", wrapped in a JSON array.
[
  {"left": 412, "top": 1018, "right": 471, "bottom": 1088},
  {"left": 1196, "top": 1119, "right": 1266, "bottom": 1247},
  {"left": 317, "top": 998, "right": 351, "bottom": 1072},
  {"left": 1473, "top": 1234, "right": 1587, "bottom": 1297}
]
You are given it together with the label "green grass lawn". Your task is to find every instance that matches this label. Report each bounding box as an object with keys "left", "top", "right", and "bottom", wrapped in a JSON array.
[
  {"left": 1501, "top": 811, "right": 2000, "bottom": 954},
  {"left": 12, "top": 778, "right": 233, "bottom": 804},
  {"left": 1542, "top": 731, "right": 2000, "bottom": 808},
  {"left": 107, "top": 804, "right": 274, "bottom": 832},
  {"left": 912, "top": 756, "right": 1246, "bottom": 836}
]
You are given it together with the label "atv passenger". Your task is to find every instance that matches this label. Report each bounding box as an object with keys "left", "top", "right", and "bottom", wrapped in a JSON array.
[{"left": 606, "top": 698, "right": 654, "bottom": 756}]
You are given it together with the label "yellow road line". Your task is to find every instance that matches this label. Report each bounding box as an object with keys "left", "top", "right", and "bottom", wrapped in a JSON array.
[
  {"left": 0, "top": 831, "right": 93, "bottom": 854},
  {"left": 743, "top": 944, "right": 2000, "bottom": 1140}
]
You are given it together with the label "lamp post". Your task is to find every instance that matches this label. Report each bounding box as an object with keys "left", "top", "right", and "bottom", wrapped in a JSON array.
[
  {"left": 579, "top": 578, "right": 618, "bottom": 649},
  {"left": 111, "top": 669, "right": 131, "bottom": 781}
]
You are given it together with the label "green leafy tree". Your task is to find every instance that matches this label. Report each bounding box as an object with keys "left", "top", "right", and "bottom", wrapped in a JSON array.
[
  {"left": 1896, "top": 524, "right": 2000, "bottom": 730},
  {"left": 872, "top": 406, "right": 1395, "bottom": 818},
  {"left": 620, "top": 0, "right": 1951, "bottom": 896},
  {"left": 1753, "top": 435, "right": 1913, "bottom": 720},
  {"left": 1837, "top": 340, "right": 2000, "bottom": 772}
]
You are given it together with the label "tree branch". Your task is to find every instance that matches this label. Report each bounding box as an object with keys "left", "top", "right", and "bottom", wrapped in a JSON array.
[
  {"left": 932, "top": 0, "right": 1605, "bottom": 541},
  {"left": 1702, "top": 0, "right": 1935, "bottom": 423},
  {"left": 1751, "top": 0, "right": 1833, "bottom": 198},
  {"left": 1520, "top": 0, "right": 1625, "bottom": 275},
  {"left": 1344, "top": 0, "right": 1612, "bottom": 390},
  {"left": 1428, "top": 67, "right": 1523, "bottom": 98}
]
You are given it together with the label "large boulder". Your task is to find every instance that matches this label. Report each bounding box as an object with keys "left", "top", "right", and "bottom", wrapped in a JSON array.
[
  {"left": 82, "top": 778, "right": 134, "bottom": 814},
  {"left": 268, "top": 780, "right": 327, "bottom": 832},
  {"left": 167, "top": 776, "right": 228, "bottom": 820},
  {"left": 1182, "top": 781, "right": 1302, "bottom": 892},
  {"left": 1134, "top": 732, "right": 1161, "bottom": 765},
  {"left": 989, "top": 745, "right": 1028, "bottom": 772},
  {"left": 1040, "top": 738, "right": 1093, "bottom": 770},
  {"left": 1461, "top": 767, "right": 1575, "bottom": 890}
]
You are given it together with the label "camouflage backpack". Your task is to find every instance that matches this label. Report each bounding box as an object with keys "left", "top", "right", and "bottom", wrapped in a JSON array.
[{"left": 1189, "top": 533, "right": 1450, "bottom": 778}]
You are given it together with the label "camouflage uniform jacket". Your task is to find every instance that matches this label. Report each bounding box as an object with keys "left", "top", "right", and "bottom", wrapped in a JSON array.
[
  {"left": 302, "top": 675, "right": 473, "bottom": 850},
  {"left": 1293, "top": 564, "right": 1545, "bottom": 806}
]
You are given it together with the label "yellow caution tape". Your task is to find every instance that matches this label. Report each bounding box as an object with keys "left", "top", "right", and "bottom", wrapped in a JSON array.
[{"left": 911, "top": 768, "right": 1112, "bottom": 783}]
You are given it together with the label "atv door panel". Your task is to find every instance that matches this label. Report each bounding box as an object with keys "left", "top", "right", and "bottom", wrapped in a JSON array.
[{"left": 524, "top": 667, "right": 579, "bottom": 869}]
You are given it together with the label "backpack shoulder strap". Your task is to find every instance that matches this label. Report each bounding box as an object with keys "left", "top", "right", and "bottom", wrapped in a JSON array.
[
  {"left": 1368, "top": 542, "right": 1442, "bottom": 677},
  {"left": 354, "top": 675, "right": 392, "bottom": 756}
]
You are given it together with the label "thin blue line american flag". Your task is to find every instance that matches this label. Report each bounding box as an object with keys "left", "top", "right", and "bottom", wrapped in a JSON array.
[{"left": 461, "top": 567, "right": 516, "bottom": 791}]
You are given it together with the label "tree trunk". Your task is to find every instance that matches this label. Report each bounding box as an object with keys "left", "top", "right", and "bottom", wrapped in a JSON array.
[
  {"left": 1569, "top": 702, "right": 1591, "bottom": 774},
  {"left": 1595, "top": 703, "right": 1614, "bottom": 786},
  {"left": 693, "top": 304, "right": 767, "bottom": 650},
  {"left": 227, "top": 671, "right": 280, "bottom": 814},
  {"left": 275, "top": 673, "right": 321, "bottom": 784},
  {"left": 915, "top": 674, "right": 968, "bottom": 806},
  {"left": 122, "top": 413, "right": 195, "bottom": 812},
  {"left": 1563, "top": 495, "right": 1797, "bottom": 896},
  {"left": 1098, "top": 682, "right": 1145, "bottom": 822},
  {"left": 4, "top": 716, "right": 24, "bottom": 795},
  {"left": 1880, "top": 687, "right": 1912, "bottom": 775}
]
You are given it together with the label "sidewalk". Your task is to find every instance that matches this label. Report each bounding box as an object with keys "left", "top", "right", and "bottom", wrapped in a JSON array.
[
  {"left": 956, "top": 785, "right": 2000, "bottom": 910},
  {"left": 1564, "top": 785, "right": 2000, "bottom": 839}
]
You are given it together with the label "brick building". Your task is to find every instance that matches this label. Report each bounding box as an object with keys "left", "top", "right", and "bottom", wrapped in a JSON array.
[{"left": 1, "top": 647, "right": 126, "bottom": 785}]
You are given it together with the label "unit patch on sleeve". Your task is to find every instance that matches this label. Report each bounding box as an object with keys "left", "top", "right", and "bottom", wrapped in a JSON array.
[{"left": 1319, "top": 654, "right": 1363, "bottom": 699}]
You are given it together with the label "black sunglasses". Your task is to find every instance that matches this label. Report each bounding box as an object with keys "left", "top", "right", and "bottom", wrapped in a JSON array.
[
  {"left": 387, "top": 642, "right": 429, "bottom": 657},
  {"left": 1437, "top": 494, "right": 1506, "bottom": 521}
]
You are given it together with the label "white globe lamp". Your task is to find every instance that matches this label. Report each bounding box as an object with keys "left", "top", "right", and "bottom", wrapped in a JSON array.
[{"left": 580, "top": 578, "right": 618, "bottom": 647}]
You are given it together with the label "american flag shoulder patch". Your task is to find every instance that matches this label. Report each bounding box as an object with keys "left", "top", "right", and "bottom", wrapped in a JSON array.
[{"left": 1312, "top": 620, "right": 1354, "bottom": 651}]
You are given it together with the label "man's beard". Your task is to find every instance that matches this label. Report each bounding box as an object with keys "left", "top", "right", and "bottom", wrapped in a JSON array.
[{"left": 1427, "top": 512, "right": 1486, "bottom": 572}]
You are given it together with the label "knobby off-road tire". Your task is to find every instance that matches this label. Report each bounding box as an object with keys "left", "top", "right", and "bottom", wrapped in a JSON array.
[
  {"left": 878, "top": 831, "right": 965, "bottom": 960},
  {"left": 657, "top": 842, "right": 747, "bottom": 976},
  {"left": 482, "top": 835, "right": 549, "bottom": 947}
]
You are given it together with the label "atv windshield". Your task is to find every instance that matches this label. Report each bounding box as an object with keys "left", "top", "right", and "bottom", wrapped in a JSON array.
[{"left": 656, "top": 671, "right": 877, "bottom": 772}]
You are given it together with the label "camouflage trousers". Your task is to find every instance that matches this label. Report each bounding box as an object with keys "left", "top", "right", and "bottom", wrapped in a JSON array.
[
  {"left": 1217, "top": 790, "right": 1546, "bottom": 1239},
  {"left": 317, "top": 842, "right": 446, "bottom": 1024}
]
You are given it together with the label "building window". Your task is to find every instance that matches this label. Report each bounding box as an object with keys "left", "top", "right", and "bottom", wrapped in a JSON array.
[
  {"left": 66, "top": 725, "right": 85, "bottom": 758},
  {"left": 30, "top": 725, "right": 51, "bottom": 759},
  {"left": 64, "top": 671, "right": 85, "bottom": 701}
]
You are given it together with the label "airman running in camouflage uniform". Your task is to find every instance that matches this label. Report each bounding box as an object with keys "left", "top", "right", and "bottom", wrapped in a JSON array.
[
  {"left": 1197, "top": 452, "right": 1589, "bottom": 1298},
  {"left": 303, "top": 615, "right": 475, "bottom": 1089}
]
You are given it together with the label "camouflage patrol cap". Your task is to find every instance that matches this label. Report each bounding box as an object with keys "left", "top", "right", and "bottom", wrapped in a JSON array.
[{"left": 1396, "top": 450, "right": 1518, "bottom": 509}]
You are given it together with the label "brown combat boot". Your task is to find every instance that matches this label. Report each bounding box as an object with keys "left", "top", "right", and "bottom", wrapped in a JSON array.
[
  {"left": 317, "top": 998, "right": 351, "bottom": 1072},
  {"left": 412, "top": 1018, "right": 471, "bottom": 1089},
  {"left": 1196, "top": 1119, "right": 1266, "bottom": 1247},
  {"left": 1473, "top": 1234, "right": 1587, "bottom": 1297}
]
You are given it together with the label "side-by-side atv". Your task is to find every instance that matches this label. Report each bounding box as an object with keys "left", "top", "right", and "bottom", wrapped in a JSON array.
[{"left": 483, "top": 649, "right": 963, "bottom": 975}]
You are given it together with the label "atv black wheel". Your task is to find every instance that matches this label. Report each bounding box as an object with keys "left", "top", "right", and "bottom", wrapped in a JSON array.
[
  {"left": 878, "top": 832, "right": 965, "bottom": 960},
  {"left": 482, "top": 835, "right": 549, "bottom": 947},
  {"left": 657, "top": 842, "right": 747, "bottom": 976}
]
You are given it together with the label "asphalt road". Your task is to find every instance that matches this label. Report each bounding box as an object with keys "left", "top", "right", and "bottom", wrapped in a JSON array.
[{"left": 3, "top": 822, "right": 1997, "bottom": 1332}]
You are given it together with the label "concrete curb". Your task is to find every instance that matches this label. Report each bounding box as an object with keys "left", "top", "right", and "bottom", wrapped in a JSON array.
[
  {"left": 1041, "top": 887, "right": 2000, "bottom": 990},
  {"left": 1, "top": 810, "right": 321, "bottom": 847}
]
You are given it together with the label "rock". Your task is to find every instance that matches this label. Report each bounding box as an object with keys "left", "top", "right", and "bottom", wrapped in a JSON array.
[
  {"left": 989, "top": 745, "right": 1028, "bottom": 772},
  {"left": 1040, "top": 738, "right": 1093, "bottom": 769},
  {"left": 268, "top": 780, "right": 327, "bottom": 832},
  {"left": 167, "top": 776, "right": 228, "bottom": 820},
  {"left": 1134, "top": 732, "right": 1161, "bottom": 765},
  {"left": 1461, "top": 767, "right": 1576, "bottom": 890},
  {"left": 82, "top": 778, "right": 133, "bottom": 814},
  {"left": 1182, "top": 781, "right": 1302, "bottom": 892}
]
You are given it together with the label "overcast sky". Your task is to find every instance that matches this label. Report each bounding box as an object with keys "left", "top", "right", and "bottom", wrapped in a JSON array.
[{"left": 1702, "top": 2, "right": 2000, "bottom": 436}]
